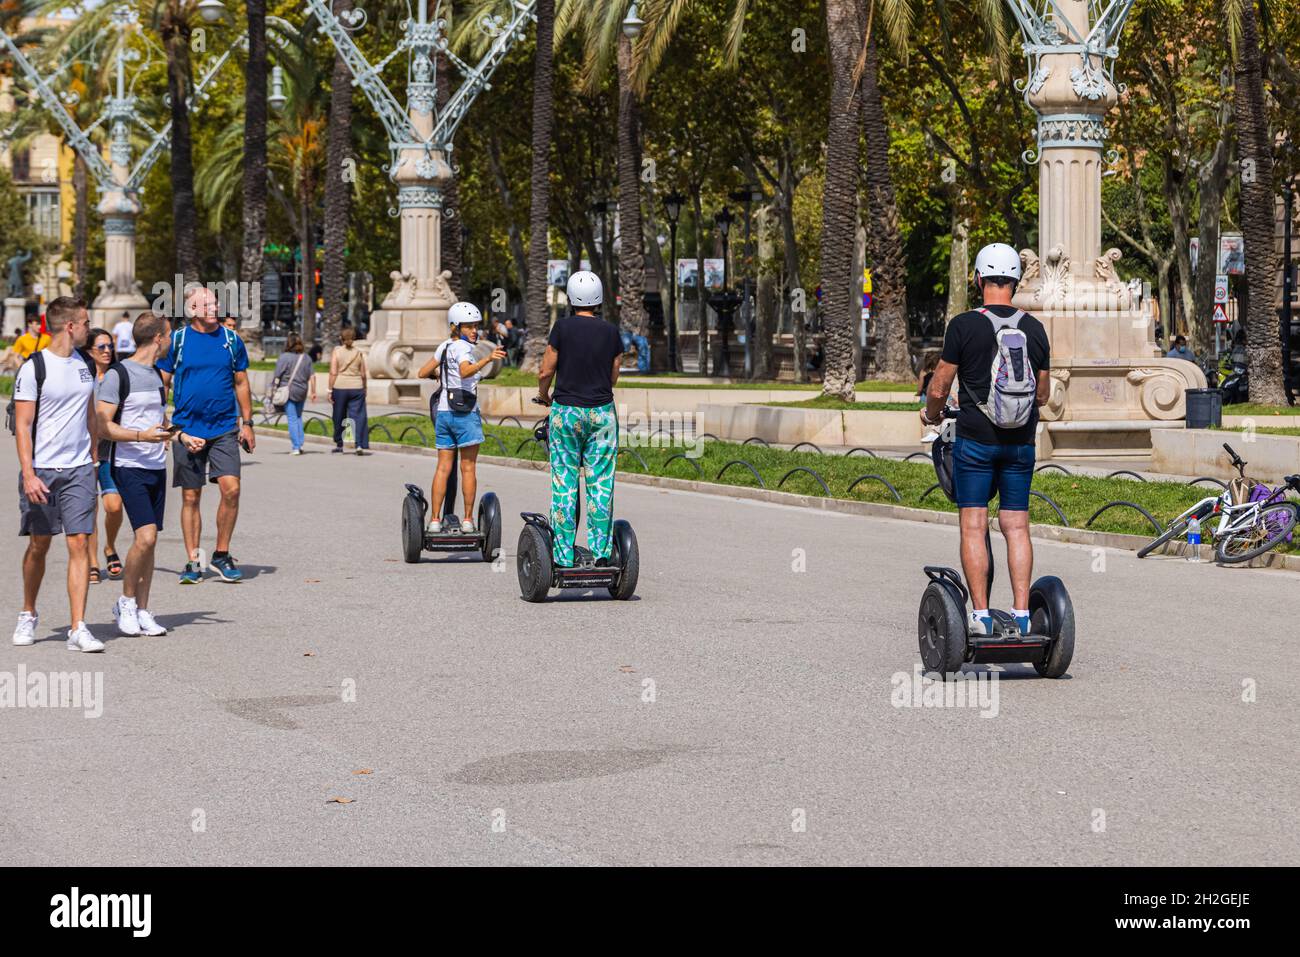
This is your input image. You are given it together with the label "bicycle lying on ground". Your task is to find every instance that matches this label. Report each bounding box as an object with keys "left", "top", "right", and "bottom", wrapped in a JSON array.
[{"left": 1137, "top": 443, "right": 1300, "bottom": 564}]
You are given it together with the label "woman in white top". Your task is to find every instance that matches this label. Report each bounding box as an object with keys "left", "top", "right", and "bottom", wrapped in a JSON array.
[{"left": 416, "top": 302, "right": 504, "bottom": 533}]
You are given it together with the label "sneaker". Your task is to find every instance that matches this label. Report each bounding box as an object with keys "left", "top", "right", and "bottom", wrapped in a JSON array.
[
  {"left": 210, "top": 554, "right": 243, "bottom": 583},
  {"left": 113, "top": 595, "right": 141, "bottom": 636},
  {"left": 331, "top": 446, "right": 343, "bottom": 454},
  {"left": 356, "top": 449, "right": 369, "bottom": 456},
  {"left": 967, "top": 612, "right": 994, "bottom": 637},
  {"left": 1014, "top": 613, "right": 1032, "bottom": 637},
  {"left": 12, "top": 611, "right": 37, "bottom": 646},
  {"left": 179, "top": 562, "right": 203, "bottom": 585},
  {"left": 66, "top": 622, "right": 104, "bottom": 653},
  {"left": 460, "top": 518, "right": 476, "bottom": 533},
  {"left": 290, "top": 448, "right": 303, "bottom": 456},
  {"left": 136, "top": 609, "right": 168, "bottom": 636}
]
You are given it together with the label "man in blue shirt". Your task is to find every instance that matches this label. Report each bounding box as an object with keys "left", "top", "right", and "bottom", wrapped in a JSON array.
[{"left": 156, "top": 287, "right": 255, "bottom": 584}]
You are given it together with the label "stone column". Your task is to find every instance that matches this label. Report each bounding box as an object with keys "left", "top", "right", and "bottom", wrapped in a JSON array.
[
  {"left": 90, "top": 116, "right": 148, "bottom": 325},
  {"left": 1011, "top": 0, "right": 1204, "bottom": 455}
]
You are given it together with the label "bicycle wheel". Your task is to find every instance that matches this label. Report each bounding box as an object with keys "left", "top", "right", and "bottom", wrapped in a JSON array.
[
  {"left": 1137, "top": 515, "right": 1191, "bottom": 559},
  {"left": 1214, "top": 503, "right": 1298, "bottom": 564}
]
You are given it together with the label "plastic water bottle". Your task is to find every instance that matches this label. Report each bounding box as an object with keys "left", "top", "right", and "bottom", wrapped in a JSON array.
[{"left": 1186, "top": 515, "right": 1203, "bottom": 563}]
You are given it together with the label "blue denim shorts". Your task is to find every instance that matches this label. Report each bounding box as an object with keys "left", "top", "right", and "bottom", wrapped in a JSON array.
[
  {"left": 96, "top": 460, "right": 118, "bottom": 495},
  {"left": 434, "top": 409, "right": 484, "bottom": 450},
  {"left": 952, "top": 437, "right": 1035, "bottom": 511}
]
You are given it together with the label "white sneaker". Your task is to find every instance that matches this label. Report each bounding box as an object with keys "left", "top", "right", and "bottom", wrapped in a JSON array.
[
  {"left": 67, "top": 622, "right": 104, "bottom": 653},
  {"left": 113, "top": 595, "right": 141, "bottom": 636},
  {"left": 135, "top": 609, "right": 168, "bottom": 636},
  {"left": 12, "top": 611, "right": 37, "bottom": 646},
  {"left": 290, "top": 448, "right": 303, "bottom": 456},
  {"left": 461, "top": 518, "right": 476, "bottom": 533}
]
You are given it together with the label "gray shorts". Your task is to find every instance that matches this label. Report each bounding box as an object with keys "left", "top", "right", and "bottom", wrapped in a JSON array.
[
  {"left": 172, "top": 430, "right": 242, "bottom": 489},
  {"left": 18, "top": 463, "right": 97, "bottom": 537}
]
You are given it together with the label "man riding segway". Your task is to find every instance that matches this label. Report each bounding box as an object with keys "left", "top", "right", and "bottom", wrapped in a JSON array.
[{"left": 922, "top": 243, "right": 1051, "bottom": 637}]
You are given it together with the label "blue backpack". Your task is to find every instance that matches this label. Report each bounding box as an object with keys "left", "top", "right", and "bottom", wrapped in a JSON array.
[{"left": 169, "top": 324, "right": 240, "bottom": 396}]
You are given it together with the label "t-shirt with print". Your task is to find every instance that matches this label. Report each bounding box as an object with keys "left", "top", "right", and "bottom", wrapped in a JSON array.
[
  {"left": 13, "top": 350, "right": 95, "bottom": 469},
  {"left": 434, "top": 338, "right": 478, "bottom": 413},
  {"left": 155, "top": 324, "right": 249, "bottom": 439},
  {"left": 98, "top": 360, "right": 167, "bottom": 470}
]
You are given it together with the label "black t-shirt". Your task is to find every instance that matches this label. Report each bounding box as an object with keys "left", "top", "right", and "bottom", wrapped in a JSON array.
[
  {"left": 940, "top": 304, "right": 1050, "bottom": 446},
  {"left": 548, "top": 313, "right": 624, "bottom": 408}
]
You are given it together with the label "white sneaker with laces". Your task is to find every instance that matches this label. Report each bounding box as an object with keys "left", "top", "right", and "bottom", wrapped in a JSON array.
[
  {"left": 136, "top": 609, "right": 168, "bottom": 636},
  {"left": 461, "top": 518, "right": 476, "bottom": 533},
  {"left": 12, "top": 611, "right": 37, "bottom": 646},
  {"left": 67, "top": 622, "right": 104, "bottom": 653},
  {"left": 113, "top": 595, "right": 141, "bottom": 636}
]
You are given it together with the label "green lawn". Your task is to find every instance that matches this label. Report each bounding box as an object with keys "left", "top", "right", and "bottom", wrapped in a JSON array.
[
  {"left": 487, "top": 366, "right": 912, "bottom": 393},
  {"left": 247, "top": 360, "right": 329, "bottom": 373},
  {"left": 1214, "top": 424, "right": 1300, "bottom": 437},
  {"left": 0, "top": 374, "right": 13, "bottom": 397},
  {"left": 1223, "top": 403, "right": 1300, "bottom": 417},
  {"left": 263, "top": 412, "right": 1282, "bottom": 548},
  {"left": 763, "top": 396, "right": 919, "bottom": 412}
]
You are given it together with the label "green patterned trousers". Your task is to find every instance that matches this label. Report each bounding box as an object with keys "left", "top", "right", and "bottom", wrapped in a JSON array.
[{"left": 548, "top": 401, "right": 618, "bottom": 566}]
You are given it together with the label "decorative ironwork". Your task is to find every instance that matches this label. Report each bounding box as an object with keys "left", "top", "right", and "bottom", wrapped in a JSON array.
[
  {"left": 398, "top": 186, "right": 444, "bottom": 209},
  {"left": 1004, "top": 0, "right": 1137, "bottom": 108},
  {"left": 1037, "top": 113, "right": 1108, "bottom": 150}
]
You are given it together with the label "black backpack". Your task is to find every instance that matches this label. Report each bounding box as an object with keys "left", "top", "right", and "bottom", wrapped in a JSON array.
[{"left": 5, "top": 350, "right": 97, "bottom": 438}]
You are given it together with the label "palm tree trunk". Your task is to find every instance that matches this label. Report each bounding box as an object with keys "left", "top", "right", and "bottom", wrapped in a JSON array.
[
  {"left": 161, "top": 3, "right": 200, "bottom": 283},
  {"left": 241, "top": 0, "right": 268, "bottom": 294},
  {"left": 73, "top": 154, "right": 88, "bottom": 300},
  {"left": 818, "top": 0, "right": 861, "bottom": 400},
  {"left": 436, "top": 51, "right": 463, "bottom": 299},
  {"left": 1232, "top": 0, "right": 1285, "bottom": 403},
  {"left": 321, "top": 0, "right": 354, "bottom": 349},
  {"left": 616, "top": 33, "right": 646, "bottom": 337},
  {"left": 301, "top": 200, "right": 317, "bottom": 346},
  {"left": 522, "top": 0, "right": 555, "bottom": 373},
  {"left": 860, "top": 25, "right": 911, "bottom": 381}
]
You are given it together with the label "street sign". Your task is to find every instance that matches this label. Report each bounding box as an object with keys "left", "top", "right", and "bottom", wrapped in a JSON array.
[
  {"left": 1212, "top": 303, "right": 1230, "bottom": 324},
  {"left": 1214, "top": 275, "right": 1229, "bottom": 304}
]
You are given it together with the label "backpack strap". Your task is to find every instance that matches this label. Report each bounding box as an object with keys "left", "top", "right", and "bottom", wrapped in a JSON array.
[
  {"left": 976, "top": 306, "right": 1025, "bottom": 330},
  {"left": 28, "top": 351, "right": 47, "bottom": 444}
]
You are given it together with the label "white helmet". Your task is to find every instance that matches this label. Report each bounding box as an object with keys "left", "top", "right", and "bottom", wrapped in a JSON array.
[
  {"left": 973, "top": 243, "right": 1022, "bottom": 284},
  {"left": 448, "top": 301, "right": 483, "bottom": 326},
  {"left": 566, "top": 270, "right": 603, "bottom": 308}
]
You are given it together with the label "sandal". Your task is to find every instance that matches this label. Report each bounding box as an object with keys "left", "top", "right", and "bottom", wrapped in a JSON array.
[
  {"left": 88, "top": 566, "right": 101, "bottom": 585},
  {"left": 106, "top": 552, "right": 123, "bottom": 580}
]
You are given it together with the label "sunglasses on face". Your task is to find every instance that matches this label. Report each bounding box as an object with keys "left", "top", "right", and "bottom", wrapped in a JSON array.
[{"left": 92, "top": 343, "right": 113, "bottom": 352}]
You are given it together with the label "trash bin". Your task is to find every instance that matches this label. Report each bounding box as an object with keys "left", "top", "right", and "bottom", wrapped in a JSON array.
[{"left": 1185, "top": 388, "right": 1222, "bottom": 429}]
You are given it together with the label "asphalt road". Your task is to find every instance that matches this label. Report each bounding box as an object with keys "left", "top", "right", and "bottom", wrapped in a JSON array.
[{"left": 2, "top": 431, "right": 1297, "bottom": 866}]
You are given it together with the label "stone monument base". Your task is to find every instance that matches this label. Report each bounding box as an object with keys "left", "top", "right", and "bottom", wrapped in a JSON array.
[{"left": 4, "top": 298, "right": 27, "bottom": 334}]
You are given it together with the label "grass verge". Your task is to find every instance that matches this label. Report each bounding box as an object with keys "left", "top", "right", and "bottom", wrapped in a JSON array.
[{"left": 488, "top": 366, "right": 911, "bottom": 392}]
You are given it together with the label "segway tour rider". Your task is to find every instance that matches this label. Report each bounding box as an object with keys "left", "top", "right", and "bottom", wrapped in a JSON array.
[
  {"left": 922, "top": 243, "right": 1050, "bottom": 637},
  {"left": 416, "top": 302, "right": 505, "bottom": 533},
  {"left": 535, "top": 270, "right": 624, "bottom": 567}
]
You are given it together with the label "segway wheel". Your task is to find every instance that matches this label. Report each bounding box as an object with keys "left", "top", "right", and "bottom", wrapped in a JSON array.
[
  {"left": 517, "top": 524, "right": 552, "bottom": 603},
  {"left": 918, "top": 581, "right": 967, "bottom": 679},
  {"left": 608, "top": 519, "right": 639, "bottom": 600},
  {"left": 478, "top": 492, "right": 502, "bottom": 564},
  {"left": 1030, "top": 576, "right": 1075, "bottom": 678},
  {"left": 401, "top": 492, "right": 423, "bottom": 564}
]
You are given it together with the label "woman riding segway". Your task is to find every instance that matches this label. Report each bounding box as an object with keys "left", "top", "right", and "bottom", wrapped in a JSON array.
[{"left": 415, "top": 302, "right": 505, "bottom": 534}]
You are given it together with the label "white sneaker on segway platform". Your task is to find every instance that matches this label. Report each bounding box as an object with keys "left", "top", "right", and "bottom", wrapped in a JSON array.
[
  {"left": 12, "top": 611, "right": 37, "bottom": 646},
  {"left": 460, "top": 518, "right": 476, "bottom": 533},
  {"left": 136, "top": 609, "right": 168, "bottom": 636},
  {"left": 67, "top": 622, "right": 104, "bottom": 653},
  {"left": 113, "top": 595, "right": 141, "bottom": 636}
]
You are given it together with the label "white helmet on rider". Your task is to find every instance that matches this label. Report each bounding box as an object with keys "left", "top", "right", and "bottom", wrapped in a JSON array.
[
  {"left": 973, "top": 243, "right": 1022, "bottom": 285},
  {"left": 566, "top": 270, "right": 604, "bottom": 308},
  {"left": 448, "top": 301, "right": 483, "bottom": 326}
]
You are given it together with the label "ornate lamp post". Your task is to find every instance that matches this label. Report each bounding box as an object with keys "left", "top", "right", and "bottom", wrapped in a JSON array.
[
  {"left": 305, "top": 0, "right": 538, "bottom": 383},
  {"left": 1004, "top": 0, "right": 1204, "bottom": 452},
  {"left": 662, "top": 191, "right": 684, "bottom": 372},
  {"left": 1, "top": 3, "right": 242, "bottom": 323},
  {"left": 710, "top": 206, "right": 739, "bottom": 378}
]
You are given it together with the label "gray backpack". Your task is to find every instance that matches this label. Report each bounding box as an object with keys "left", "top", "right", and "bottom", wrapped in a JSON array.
[{"left": 973, "top": 307, "right": 1036, "bottom": 429}]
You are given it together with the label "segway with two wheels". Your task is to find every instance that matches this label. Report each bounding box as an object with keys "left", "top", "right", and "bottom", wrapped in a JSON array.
[
  {"left": 515, "top": 404, "right": 640, "bottom": 602},
  {"left": 400, "top": 446, "right": 501, "bottom": 563},
  {"left": 918, "top": 408, "right": 1075, "bottom": 679}
]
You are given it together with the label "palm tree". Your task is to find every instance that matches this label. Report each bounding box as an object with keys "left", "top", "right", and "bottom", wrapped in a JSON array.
[
  {"left": 241, "top": 0, "right": 268, "bottom": 291},
  {"left": 321, "top": 0, "right": 355, "bottom": 348},
  {"left": 1226, "top": 0, "right": 1285, "bottom": 403},
  {"left": 154, "top": 1, "right": 207, "bottom": 283},
  {"left": 521, "top": 0, "right": 556, "bottom": 372}
]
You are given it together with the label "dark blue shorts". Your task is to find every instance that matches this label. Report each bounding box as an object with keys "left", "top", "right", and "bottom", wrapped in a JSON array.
[
  {"left": 952, "top": 437, "right": 1035, "bottom": 511},
  {"left": 112, "top": 466, "right": 166, "bottom": 531}
]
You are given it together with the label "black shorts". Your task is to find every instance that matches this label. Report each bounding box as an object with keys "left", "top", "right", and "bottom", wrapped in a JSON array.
[
  {"left": 113, "top": 466, "right": 166, "bottom": 530},
  {"left": 172, "top": 430, "right": 242, "bottom": 489}
]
